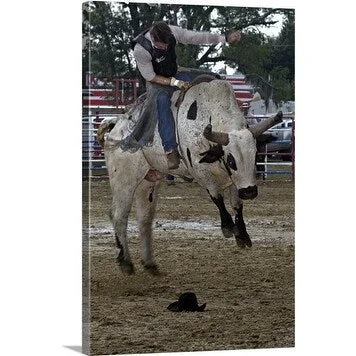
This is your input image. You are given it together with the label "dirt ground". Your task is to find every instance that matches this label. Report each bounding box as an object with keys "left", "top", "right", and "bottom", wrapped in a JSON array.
[{"left": 83, "top": 176, "right": 295, "bottom": 355}]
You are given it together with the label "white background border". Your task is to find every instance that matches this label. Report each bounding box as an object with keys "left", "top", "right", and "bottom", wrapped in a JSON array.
[{"left": 1, "top": 0, "right": 355, "bottom": 355}]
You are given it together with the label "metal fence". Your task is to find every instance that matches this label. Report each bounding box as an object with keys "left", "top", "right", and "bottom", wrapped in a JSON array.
[
  {"left": 251, "top": 114, "right": 295, "bottom": 180},
  {"left": 82, "top": 114, "right": 109, "bottom": 177}
]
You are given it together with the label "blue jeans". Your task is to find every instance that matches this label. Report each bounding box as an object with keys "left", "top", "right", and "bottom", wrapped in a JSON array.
[{"left": 156, "top": 72, "right": 191, "bottom": 152}]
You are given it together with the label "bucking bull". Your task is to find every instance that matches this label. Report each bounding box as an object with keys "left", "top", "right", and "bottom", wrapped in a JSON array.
[{"left": 97, "top": 75, "right": 282, "bottom": 274}]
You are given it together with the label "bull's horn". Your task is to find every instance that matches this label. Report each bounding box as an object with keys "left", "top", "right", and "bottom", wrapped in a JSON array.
[
  {"left": 203, "top": 124, "right": 230, "bottom": 146},
  {"left": 248, "top": 111, "right": 283, "bottom": 138}
]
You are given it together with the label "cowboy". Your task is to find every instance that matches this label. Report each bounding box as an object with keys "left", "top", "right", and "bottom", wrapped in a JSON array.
[{"left": 132, "top": 21, "right": 241, "bottom": 169}]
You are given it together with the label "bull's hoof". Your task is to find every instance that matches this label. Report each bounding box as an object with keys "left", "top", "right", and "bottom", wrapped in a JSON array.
[
  {"left": 235, "top": 238, "right": 247, "bottom": 248},
  {"left": 141, "top": 261, "right": 161, "bottom": 276},
  {"left": 120, "top": 263, "right": 135, "bottom": 275},
  {"left": 117, "top": 257, "right": 135, "bottom": 275},
  {"left": 221, "top": 227, "right": 234, "bottom": 238},
  {"left": 235, "top": 233, "right": 252, "bottom": 248},
  {"left": 245, "top": 238, "right": 252, "bottom": 248}
]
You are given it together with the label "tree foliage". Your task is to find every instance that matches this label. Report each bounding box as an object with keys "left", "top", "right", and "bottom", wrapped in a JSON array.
[{"left": 82, "top": 2, "right": 294, "bottom": 102}]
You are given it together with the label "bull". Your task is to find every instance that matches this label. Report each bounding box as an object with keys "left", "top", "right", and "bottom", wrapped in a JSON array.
[{"left": 97, "top": 77, "right": 282, "bottom": 274}]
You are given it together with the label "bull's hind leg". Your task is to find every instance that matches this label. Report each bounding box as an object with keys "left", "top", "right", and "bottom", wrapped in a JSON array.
[
  {"left": 106, "top": 149, "right": 150, "bottom": 274},
  {"left": 109, "top": 187, "right": 137, "bottom": 274},
  {"left": 134, "top": 178, "right": 162, "bottom": 275}
]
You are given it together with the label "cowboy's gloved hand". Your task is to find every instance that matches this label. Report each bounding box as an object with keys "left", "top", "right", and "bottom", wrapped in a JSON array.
[
  {"left": 178, "top": 81, "right": 191, "bottom": 91},
  {"left": 226, "top": 30, "right": 241, "bottom": 45},
  {"left": 170, "top": 77, "right": 191, "bottom": 90}
]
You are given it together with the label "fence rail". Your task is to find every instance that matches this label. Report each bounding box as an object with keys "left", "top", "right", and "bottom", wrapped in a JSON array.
[{"left": 82, "top": 114, "right": 295, "bottom": 180}]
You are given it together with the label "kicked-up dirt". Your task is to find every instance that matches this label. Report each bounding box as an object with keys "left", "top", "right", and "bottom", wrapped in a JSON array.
[{"left": 83, "top": 177, "right": 294, "bottom": 355}]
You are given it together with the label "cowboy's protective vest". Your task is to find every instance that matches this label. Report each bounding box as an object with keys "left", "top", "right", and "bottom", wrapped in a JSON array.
[{"left": 132, "top": 29, "right": 178, "bottom": 78}]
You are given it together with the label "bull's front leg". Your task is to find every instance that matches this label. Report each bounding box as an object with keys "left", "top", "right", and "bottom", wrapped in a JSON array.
[
  {"left": 209, "top": 193, "right": 237, "bottom": 239},
  {"left": 233, "top": 204, "right": 252, "bottom": 248},
  {"left": 229, "top": 185, "right": 252, "bottom": 248}
]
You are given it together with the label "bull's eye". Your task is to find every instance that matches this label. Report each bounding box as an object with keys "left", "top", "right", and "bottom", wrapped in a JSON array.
[{"left": 227, "top": 153, "right": 237, "bottom": 171}]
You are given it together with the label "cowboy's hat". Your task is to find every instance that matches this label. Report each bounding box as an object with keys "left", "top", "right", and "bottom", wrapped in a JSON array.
[{"left": 167, "top": 292, "right": 206, "bottom": 312}]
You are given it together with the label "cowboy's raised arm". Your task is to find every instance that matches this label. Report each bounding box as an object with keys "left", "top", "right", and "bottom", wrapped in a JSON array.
[{"left": 170, "top": 25, "right": 241, "bottom": 46}]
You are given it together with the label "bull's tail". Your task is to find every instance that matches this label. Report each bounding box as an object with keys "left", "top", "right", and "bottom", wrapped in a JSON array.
[{"left": 96, "top": 118, "right": 118, "bottom": 147}]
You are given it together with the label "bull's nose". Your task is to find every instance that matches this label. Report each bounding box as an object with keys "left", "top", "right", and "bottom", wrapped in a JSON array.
[{"left": 238, "top": 185, "right": 258, "bottom": 200}]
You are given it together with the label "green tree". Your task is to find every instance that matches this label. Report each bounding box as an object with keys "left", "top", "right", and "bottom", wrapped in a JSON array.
[
  {"left": 270, "top": 11, "right": 295, "bottom": 103},
  {"left": 218, "top": 9, "right": 295, "bottom": 105},
  {"left": 82, "top": 2, "right": 294, "bottom": 102}
]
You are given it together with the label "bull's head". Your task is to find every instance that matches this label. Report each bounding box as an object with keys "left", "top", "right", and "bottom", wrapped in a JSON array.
[{"left": 203, "top": 111, "right": 283, "bottom": 199}]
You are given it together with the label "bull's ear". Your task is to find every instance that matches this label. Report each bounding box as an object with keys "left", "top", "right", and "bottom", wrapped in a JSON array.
[{"left": 199, "top": 144, "right": 224, "bottom": 163}]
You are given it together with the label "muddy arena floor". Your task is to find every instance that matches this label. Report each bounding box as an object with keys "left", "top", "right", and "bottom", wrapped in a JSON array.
[{"left": 83, "top": 176, "right": 295, "bottom": 355}]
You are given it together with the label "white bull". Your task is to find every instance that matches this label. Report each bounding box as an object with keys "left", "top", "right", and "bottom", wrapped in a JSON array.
[{"left": 98, "top": 78, "right": 282, "bottom": 274}]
